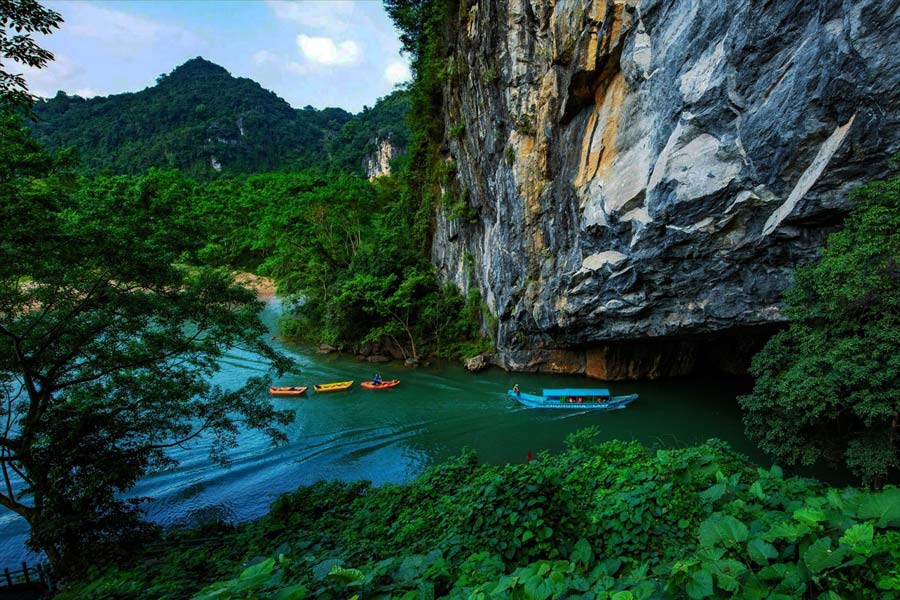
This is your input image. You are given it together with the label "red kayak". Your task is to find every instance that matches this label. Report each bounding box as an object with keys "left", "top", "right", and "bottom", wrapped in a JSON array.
[{"left": 361, "top": 379, "right": 400, "bottom": 390}]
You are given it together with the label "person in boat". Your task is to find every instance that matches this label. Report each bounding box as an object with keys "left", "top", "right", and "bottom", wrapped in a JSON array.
[
  {"left": 373, "top": 373, "right": 382, "bottom": 385},
  {"left": 513, "top": 384, "right": 520, "bottom": 396}
]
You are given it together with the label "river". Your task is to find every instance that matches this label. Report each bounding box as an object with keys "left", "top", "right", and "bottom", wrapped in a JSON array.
[{"left": 0, "top": 298, "right": 758, "bottom": 566}]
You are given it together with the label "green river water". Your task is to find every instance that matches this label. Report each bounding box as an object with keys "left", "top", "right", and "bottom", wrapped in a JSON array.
[{"left": 0, "top": 297, "right": 760, "bottom": 565}]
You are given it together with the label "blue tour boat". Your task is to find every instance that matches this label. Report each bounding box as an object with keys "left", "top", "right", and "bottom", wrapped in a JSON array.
[{"left": 508, "top": 387, "right": 638, "bottom": 410}]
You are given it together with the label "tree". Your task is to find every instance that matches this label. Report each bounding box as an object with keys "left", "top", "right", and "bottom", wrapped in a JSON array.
[
  {"left": 739, "top": 171, "right": 900, "bottom": 487},
  {"left": 0, "top": 113, "right": 295, "bottom": 574},
  {"left": 336, "top": 270, "right": 437, "bottom": 361},
  {"left": 0, "top": 0, "right": 63, "bottom": 109}
]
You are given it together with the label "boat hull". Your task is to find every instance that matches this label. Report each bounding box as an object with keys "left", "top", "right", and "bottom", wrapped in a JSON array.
[
  {"left": 361, "top": 379, "right": 400, "bottom": 389},
  {"left": 508, "top": 390, "right": 637, "bottom": 410},
  {"left": 269, "top": 386, "right": 307, "bottom": 397},
  {"left": 313, "top": 381, "right": 354, "bottom": 393}
]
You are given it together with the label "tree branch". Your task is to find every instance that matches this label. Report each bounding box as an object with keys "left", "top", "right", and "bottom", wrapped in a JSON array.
[{"left": 0, "top": 488, "right": 32, "bottom": 519}]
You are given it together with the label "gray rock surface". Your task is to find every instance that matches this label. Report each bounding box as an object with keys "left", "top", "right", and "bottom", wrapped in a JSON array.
[
  {"left": 367, "top": 137, "right": 397, "bottom": 180},
  {"left": 433, "top": 0, "right": 900, "bottom": 378},
  {"left": 464, "top": 353, "right": 494, "bottom": 372}
]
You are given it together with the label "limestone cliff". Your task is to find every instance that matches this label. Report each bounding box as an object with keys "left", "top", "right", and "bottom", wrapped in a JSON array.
[
  {"left": 367, "top": 137, "right": 397, "bottom": 180},
  {"left": 434, "top": 0, "right": 900, "bottom": 378}
]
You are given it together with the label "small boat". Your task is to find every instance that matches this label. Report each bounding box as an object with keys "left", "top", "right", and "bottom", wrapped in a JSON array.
[
  {"left": 313, "top": 381, "right": 354, "bottom": 393},
  {"left": 361, "top": 379, "right": 400, "bottom": 390},
  {"left": 508, "top": 387, "right": 638, "bottom": 410},
  {"left": 269, "top": 386, "right": 307, "bottom": 397}
]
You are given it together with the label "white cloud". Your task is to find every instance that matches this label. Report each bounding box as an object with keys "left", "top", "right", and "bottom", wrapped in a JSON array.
[
  {"left": 17, "top": 54, "right": 82, "bottom": 98},
  {"left": 384, "top": 60, "right": 411, "bottom": 85},
  {"left": 266, "top": 0, "right": 354, "bottom": 33},
  {"left": 72, "top": 87, "right": 101, "bottom": 98},
  {"left": 286, "top": 61, "right": 311, "bottom": 75},
  {"left": 296, "top": 35, "right": 361, "bottom": 66},
  {"left": 252, "top": 50, "right": 280, "bottom": 67},
  {"left": 55, "top": 2, "right": 202, "bottom": 54}
]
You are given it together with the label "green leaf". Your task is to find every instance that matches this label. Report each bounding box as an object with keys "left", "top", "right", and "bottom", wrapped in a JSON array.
[
  {"left": 699, "top": 514, "right": 749, "bottom": 547},
  {"left": 764, "top": 520, "right": 811, "bottom": 542},
  {"left": 746, "top": 538, "right": 778, "bottom": 565},
  {"left": 712, "top": 562, "right": 744, "bottom": 593},
  {"left": 856, "top": 488, "right": 900, "bottom": 527},
  {"left": 240, "top": 558, "right": 275, "bottom": 580},
  {"left": 328, "top": 565, "right": 365, "bottom": 584},
  {"left": 571, "top": 538, "right": 592, "bottom": 566},
  {"left": 522, "top": 530, "right": 534, "bottom": 542},
  {"left": 793, "top": 506, "right": 827, "bottom": 526},
  {"left": 699, "top": 483, "right": 726, "bottom": 502},
  {"left": 686, "top": 569, "right": 714, "bottom": 599},
  {"left": 313, "top": 558, "right": 343, "bottom": 581},
  {"left": 818, "top": 592, "right": 843, "bottom": 600},
  {"left": 611, "top": 592, "right": 634, "bottom": 600},
  {"left": 272, "top": 584, "right": 307, "bottom": 600},
  {"left": 839, "top": 522, "right": 874, "bottom": 548},
  {"left": 803, "top": 537, "right": 848, "bottom": 573},
  {"left": 826, "top": 489, "right": 844, "bottom": 510},
  {"left": 749, "top": 481, "right": 766, "bottom": 501}
]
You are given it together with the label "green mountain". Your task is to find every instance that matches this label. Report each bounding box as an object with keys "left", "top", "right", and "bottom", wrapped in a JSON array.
[{"left": 28, "top": 57, "right": 408, "bottom": 178}]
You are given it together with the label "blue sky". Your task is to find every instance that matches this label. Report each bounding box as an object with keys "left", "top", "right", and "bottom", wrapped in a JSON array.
[{"left": 20, "top": 0, "right": 411, "bottom": 113}]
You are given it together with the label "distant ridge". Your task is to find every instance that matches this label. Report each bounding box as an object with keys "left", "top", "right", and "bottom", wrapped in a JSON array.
[{"left": 28, "top": 57, "right": 408, "bottom": 178}]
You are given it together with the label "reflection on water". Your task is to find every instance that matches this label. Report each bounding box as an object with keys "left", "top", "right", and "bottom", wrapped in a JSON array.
[
  {"left": 0, "top": 298, "right": 758, "bottom": 565},
  {"left": 170, "top": 503, "right": 236, "bottom": 531}
]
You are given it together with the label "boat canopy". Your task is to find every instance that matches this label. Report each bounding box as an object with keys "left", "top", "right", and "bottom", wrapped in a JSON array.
[{"left": 542, "top": 388, "right": 611, "bottom": 397}]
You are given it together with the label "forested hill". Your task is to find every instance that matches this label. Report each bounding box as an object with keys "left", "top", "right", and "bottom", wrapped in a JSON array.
[{"left": 27, "top": 57, "right": 408, "bottom": 178}]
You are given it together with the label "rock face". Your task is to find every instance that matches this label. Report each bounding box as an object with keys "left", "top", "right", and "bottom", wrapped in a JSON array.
[
  {"left": 433, "top": 0, "right": 900, "bottom": 379},
  {"left": 464, "top": 353, "right": 493, "bottom": 372},
  {"left": 367, "top": 137, "right": 397, "bottom": 180}
]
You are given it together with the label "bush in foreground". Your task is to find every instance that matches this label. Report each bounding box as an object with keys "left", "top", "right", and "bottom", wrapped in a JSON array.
[{"left": 58, "top": 434, "right": 900, "bottom": 599}]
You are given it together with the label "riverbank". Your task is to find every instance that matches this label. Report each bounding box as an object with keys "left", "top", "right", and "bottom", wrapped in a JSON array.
[
  {"left": 232, "top": 272, "right": 276, "bottom": 300},
  {"left": 54, "top": 436, "right": 899, "bottom": 599}
]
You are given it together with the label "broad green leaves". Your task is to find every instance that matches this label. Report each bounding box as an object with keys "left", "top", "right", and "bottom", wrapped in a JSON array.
[
  {"left": 855, "top": 487, "right": 900, "bottom": 527},
  {"left": 699, "top": 515, "right": 748, "bottom": 547},
  {"left": 55, "top": 439, "right": 900, "bottom": 600}
]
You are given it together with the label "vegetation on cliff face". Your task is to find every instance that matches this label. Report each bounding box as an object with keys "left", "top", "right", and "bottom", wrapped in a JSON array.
[
  {"left": 740, "top": 172, "right": 900, "bottom": 487},
  {"left": 385, "top": 0, "right": 459, "bottom": 250},
  {"left": 326, "top": 89, "right": 411, "bottom": 175},
  {"left": 55, "top": 434, "right": 900, "bottom": 599}
]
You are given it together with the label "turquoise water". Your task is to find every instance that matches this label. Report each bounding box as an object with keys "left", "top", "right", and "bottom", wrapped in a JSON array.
[{"left": 0, "top": 298, "right": 758, "bottom": 566}]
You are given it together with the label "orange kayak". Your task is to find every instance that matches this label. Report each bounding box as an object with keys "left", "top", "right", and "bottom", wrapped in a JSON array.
[
  {"left": 269, "top": 386, "right": 307, "bottom": 397},
  {"left": 361, "top": 379, "right": 400, "bottom": 390}
]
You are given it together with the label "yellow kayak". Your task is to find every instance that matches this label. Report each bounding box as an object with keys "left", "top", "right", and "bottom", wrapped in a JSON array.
[{"left": 313, "top": 380, "right": 354, "bottom": 393}]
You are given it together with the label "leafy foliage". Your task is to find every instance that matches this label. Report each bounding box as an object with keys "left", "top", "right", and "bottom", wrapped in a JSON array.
[
  {"left": 54, "top": 435, "right": 900, "bottom": 599},
  {"left": 0, "top": 0, "right": 62, "bottom": 109},
  {"left": 26, "top": 57, "right": 408, "bottom": 179},
  {"left": 326, "top": 89, "right": 411, "bottom": 175},
  {"left": 740, "top": 173, "right": 900, "bottom": 486},
  {"left": 0, "top": 113, "right": 295, "bottom": 574}
]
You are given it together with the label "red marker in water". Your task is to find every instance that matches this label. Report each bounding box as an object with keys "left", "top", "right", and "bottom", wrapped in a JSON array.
[{"left": 527, "top": 450, "right": 533, "bottom": 463}]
